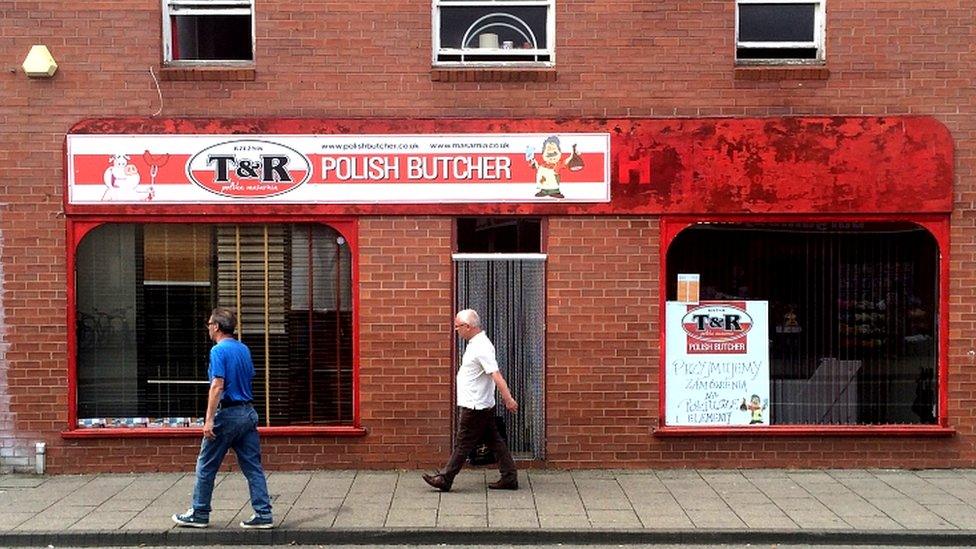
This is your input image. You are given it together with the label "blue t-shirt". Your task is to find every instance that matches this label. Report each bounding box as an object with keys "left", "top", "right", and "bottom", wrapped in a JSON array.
[{"left": 208, "top": 338, "right": 255, "bottom": 403}]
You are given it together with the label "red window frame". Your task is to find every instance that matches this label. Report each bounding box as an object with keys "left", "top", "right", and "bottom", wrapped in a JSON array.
[
  {"left": 656, "top": 214, "right": 953, "bottom": 437},
  {"left": 63, "top": 215, "right": 365, "bottom": 439}
]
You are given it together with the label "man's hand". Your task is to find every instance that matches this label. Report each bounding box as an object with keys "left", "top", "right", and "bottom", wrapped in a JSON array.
[
  {"left": 490, "top": 371, "right": 519, "bottom": 413},
  {"left": 503, "top": 395, "right": 519, "bottom": 412},
  {"left": 203, "top": 377, "right": 223, "bottom": 440}
]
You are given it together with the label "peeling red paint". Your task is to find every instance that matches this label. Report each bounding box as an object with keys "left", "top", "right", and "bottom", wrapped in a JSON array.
[{"left": 65, "top": 116, "right": 953, "bottom": 216}]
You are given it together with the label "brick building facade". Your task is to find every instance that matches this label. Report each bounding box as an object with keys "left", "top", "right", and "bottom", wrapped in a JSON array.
[{"left": 1, "top": 1, "right": 973, "bottom": 473}]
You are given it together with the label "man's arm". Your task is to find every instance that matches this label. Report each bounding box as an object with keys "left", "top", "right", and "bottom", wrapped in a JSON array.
[
  {"left": 203, "top": 377, "right": 224, "bottom": 440},
  {"left": 490, "top": 371, "right": 518, "bottom": 412}
]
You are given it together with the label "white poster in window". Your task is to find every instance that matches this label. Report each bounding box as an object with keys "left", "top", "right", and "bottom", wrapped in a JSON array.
[{"left": 665, "top": 300, "right": 770, "bottom": 426}]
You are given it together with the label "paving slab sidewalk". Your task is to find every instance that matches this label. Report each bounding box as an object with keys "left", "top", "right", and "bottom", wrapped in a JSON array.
[{"left": 1, "top": 469, "right": 976, "bottom": 546}]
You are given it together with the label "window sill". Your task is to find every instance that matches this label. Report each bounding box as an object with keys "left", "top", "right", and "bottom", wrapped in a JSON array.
[
  {"left": 159, "top": 66, "right": 256, "bottom": 82},
  {"left": 654, "top": 425, "right": 955, "bottom": 437},
  {"left": 431, "top": 68, "right": 557, "bottom": 83},
  {"left": 734, "top": 66, "right": 830, "bottom": 81},
  {"left": 61, "top": 426, "right": 368, "bottom": 439}
]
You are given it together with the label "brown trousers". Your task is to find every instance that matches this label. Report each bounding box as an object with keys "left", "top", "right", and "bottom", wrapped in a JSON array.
[{"left": 441, "top": 406, "right": 517, "bottom": 484}]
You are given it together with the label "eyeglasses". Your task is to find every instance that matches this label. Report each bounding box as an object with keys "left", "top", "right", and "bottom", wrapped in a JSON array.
[
  {"left": 453, "top": 322, "right": 468, "bottom": 330},
  {"left": 206, "top": 321, "right": 217, "bottom": 327}
]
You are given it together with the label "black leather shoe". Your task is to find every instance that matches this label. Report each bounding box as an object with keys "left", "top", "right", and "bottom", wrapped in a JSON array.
[
  {"left": 488, "top": 478, "right": 519, "bottom": 490},
  {"left": 422, "top": 473, "right": 451, "bottom": 492}
]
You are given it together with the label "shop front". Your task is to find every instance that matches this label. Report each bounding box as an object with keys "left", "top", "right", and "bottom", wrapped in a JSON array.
[{"left": 58, "top": 116, "right": 955, "bottom": 471}]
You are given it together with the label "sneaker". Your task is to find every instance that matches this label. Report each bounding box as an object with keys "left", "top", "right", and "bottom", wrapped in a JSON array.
[
  {"left": 172, "top": 509, "right": 209, "bottom": 528},
  {"left": 240, "top": 514, "right": 274, "bottom": 529}
]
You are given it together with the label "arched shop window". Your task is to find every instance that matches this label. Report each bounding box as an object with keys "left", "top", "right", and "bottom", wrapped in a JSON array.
[
  {"left": 74, "top": 223, "right": 354, "bottom": 429},
  {"left": 666, "top": 222, "right": 939, "bottom": 426}
]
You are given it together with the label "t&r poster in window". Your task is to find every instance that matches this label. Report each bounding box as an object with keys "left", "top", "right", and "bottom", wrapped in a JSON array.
[{"left": 665, "top": 300, "right": 770, "bottom": 426}]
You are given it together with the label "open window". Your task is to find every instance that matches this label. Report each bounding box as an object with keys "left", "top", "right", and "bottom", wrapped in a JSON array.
[
  {"left": 162, "top": 0, "right": 255, "bottom": 64},
  {"left": 735, "top": 0, "right": 825, "bottom": 64},
  {"left": 73, "top": 223, "right": 354, "bottom": 429},
  {"left": 433, "top": 0, "right": 555, "bottom": 67},
  {"left": 665, "top": 222, "right": 939, "bottom": 427}
]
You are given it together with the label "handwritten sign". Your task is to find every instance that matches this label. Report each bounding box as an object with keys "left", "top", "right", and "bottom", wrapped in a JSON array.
[{"left": 665, "top": 301, "right": 770, "bottom": 426}]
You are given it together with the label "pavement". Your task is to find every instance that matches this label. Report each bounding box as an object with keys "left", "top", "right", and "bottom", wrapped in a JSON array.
[{"left": 2, "top": 468, "right": 976, "bottom": 547}]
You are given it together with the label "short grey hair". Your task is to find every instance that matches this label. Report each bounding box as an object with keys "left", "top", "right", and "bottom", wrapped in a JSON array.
[
  {"left": 456, "top": 309, "right": 481, "bottom": 328},
  {"left": 210, "top": 307, "right": 237, "bottom": 335}
]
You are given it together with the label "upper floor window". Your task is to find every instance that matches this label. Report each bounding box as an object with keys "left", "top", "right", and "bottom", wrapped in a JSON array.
[
  {"left": 433, "top": 0, "right": 555, "bottom": 67},
  {"left": 162, "top": 0, "right": 255, "bottom": 64},
  {"left": 735, "top": 0, "right": 825, "bottom": 64}
]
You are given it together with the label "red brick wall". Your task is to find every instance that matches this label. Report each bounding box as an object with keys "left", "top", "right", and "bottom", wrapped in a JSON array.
[
  {"left": 2, "top": 1, "right": 975, "bottom": 471},
  {"left": 547, "top": 217, "right": 660, "bottom": 465}
]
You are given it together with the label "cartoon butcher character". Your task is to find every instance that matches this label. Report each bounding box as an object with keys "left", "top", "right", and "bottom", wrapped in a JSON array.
[{"left": 526, "top": 135, "right": 582, "bottom": 199}]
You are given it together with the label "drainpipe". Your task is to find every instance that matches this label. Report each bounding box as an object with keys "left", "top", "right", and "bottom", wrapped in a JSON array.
[{"left": 34, "top": 442, "right": 45, "bottom": 475}]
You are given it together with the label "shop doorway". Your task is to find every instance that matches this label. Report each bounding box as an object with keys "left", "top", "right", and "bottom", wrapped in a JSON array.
[{"left": 453, "top": 217, "right": 546, "bottom": 460}]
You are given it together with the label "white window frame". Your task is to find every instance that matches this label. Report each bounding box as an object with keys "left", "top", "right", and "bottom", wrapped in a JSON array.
[
  {"left": 161, "top": 0, "right": 256, "bottom": 65},
  {"left": 735, "top": 0, "right": 825, "bottom": 65},
  {"left": 432, "top": 0, "right": 556, "bottom": 68}
]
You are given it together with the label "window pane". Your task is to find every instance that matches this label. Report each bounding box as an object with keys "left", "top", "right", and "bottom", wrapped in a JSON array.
[
  {"left": 76, "top": 223, "right": 354, "bottom": 428},
  {"left": 173, "top": 14, "right": 253, "bottom": 60},
  {"left": 666, "top": 223, "right": 939, "bottom": 426},
  {"left": 77, "top": 225, "right": 141, "bottom": 420},
  {"left": 739, "top": 4, "right": 816, "bottom": 42},
  {"left": 457, "top": 217, "right": 542, "bottom": 253},
  {"left": 287, "top": 225, "right": 353, "bottom": 424},
  {"left": 439, "top": 6, "right": 548, "bottom": 50},
  {"left": 140, "top": 225, "right": 214, "bottom": 421}
]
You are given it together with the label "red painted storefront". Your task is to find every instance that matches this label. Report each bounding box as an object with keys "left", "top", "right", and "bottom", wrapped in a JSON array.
[
  {"left": 4, "top": 1, "right": 974, "bottom": 474},
  {"left": 45, "top": 115, "right": 960, "bottom": 472}
]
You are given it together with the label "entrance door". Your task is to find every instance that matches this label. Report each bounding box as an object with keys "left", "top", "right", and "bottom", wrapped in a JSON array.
[{"left": 453, "top": 253, "right": 546, "bottom": 460}]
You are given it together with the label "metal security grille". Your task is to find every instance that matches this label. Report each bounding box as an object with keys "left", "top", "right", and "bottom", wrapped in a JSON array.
[
  {"left": 454, "top": 254, "right": 546, "bottom": 460},
  {"left": 667, "top": 222, "right": 939, "bottom": 425}
]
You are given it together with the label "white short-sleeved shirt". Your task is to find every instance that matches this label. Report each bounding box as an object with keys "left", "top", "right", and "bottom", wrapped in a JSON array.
[{"left": 456, "top": 331, "right": 499, "bottom": 410}]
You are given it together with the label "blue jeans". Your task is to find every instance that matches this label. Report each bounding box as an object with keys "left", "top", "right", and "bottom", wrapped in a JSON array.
[{"left": 191, "top": 405, "right": 272, "bottom": 519}]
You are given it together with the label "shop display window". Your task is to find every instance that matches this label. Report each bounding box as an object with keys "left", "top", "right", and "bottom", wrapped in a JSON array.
[
  {"left": 433, "top": 0, "right": 555, "bottom": 67},
  {"left": 74, "top": 223, "right": 353, "bottom": 429},
  {"left": 666, "top": 222, "right": 939, "bottom": 426},
  {"left": 162, "top": 0, "right": 255, "bottom": 64},
  {"left": 735, "top": 0, "right": 825, "bottom": 64}
]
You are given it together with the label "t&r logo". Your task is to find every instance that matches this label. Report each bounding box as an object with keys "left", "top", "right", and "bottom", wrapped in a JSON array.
[
  {"left": 187, "top": 139, "right": 311, "bottom": 198},
  {"left": 680, "top": 302, "right": 752, "bottom": 354}
]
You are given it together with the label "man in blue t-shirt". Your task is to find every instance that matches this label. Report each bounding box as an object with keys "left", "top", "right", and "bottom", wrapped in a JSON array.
[{"left": 173, "top": 307, "right": 273, "bottom": 529}]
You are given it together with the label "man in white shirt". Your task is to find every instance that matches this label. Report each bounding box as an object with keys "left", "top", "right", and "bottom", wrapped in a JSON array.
[{"left": 423, "top": 309, "right": 519, "bottom": 491}]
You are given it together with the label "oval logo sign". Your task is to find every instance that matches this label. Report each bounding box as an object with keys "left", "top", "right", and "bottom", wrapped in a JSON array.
[
  {"left": 681, "top": 304, "right": 753, "bottom": 343},
  {"left": 186, "top": 139, "right": 311, "bottom": 198}
]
